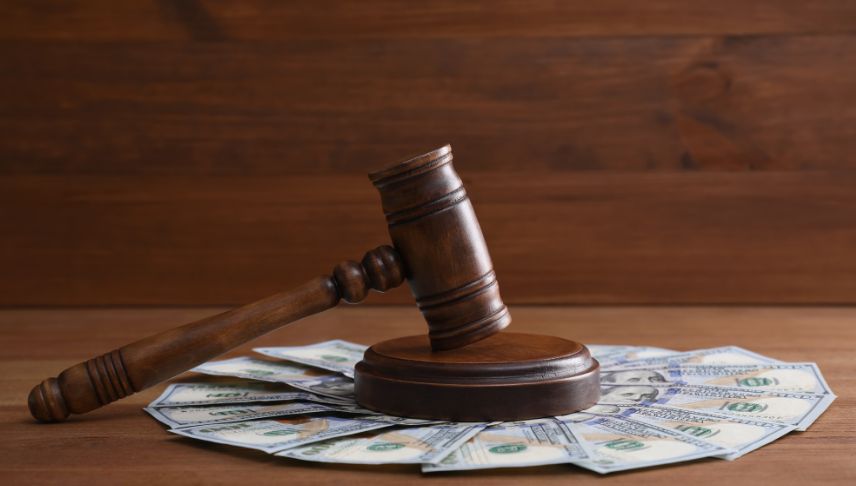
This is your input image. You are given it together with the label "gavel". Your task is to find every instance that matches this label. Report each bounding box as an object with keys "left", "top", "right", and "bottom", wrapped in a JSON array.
[
  {"left": 28, "top": 145, "right": 512, "bottom": 422},
  {"left": 30, "top": 145, "right": 599, "bottom": 423}
]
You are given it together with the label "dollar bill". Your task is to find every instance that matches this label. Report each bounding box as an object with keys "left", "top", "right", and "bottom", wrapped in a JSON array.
[
  {"left": 586, "top": 345, "right": 639, "bottom": 359},
  {"left": 562, "top": 404, "right": 795, "bottom": 460},
  {"left": 422, "top": 419, "right": 588, "bottom": 472},
  {"left": 144, "top": 401, "right": 368, "bottom": 429},
  {"left": 170, "top": 416, "right": 393, "bottom": 453},
  {"left": 561, "top": 415, "right": 728, "bottom": 473},
  {"left": 142, "top": 341, "right": 836, "bottom": 470},
  {"left": 598, "top": 383, "right": 835, "bottom": 431},
  {"left": 601, "top": 363, "right": 834, "bottom": 395},
  {"left": 353, "top": 415, "right": 447, "bottom": 426},
  {"left": 277, "top": 422, "right": 489, "bottom": 465},
  {"left": 254, "top": 340, "right": 367, "bottom": 378},
  {"left": 594, "top": 346, "right": 679, "bottom": 367},
  {"left": 149, "top": 382, "right": 353, "bottom": 408},
  {"left": 192, "top": 357, "right": 355, "bottom": 399},
  {"left": 611, "top": 346, "right": 780, "bottom": 368}
]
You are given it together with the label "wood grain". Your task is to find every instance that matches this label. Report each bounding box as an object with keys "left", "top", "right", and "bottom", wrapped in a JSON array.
[
  {"left": 3, "top": 172, "right": 855, "bottom": 305},
  {"left": 3, "top": 1, "right": 856, "bottom": 41},
  {"left": 0, "top": 306, "right": 852, "bottom": 485},
  {"left": 2, "top": 2, "right": 855, "bottom": 306},
  {"left": 2, "top": 36, "right": 855, "bottom": 174}
]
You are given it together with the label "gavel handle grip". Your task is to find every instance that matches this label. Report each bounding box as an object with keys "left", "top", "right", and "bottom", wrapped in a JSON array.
[{"left": 28, "top": 246, "right": 403, "bottom": 423}]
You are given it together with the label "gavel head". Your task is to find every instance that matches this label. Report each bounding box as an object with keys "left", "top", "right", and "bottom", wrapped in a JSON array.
[{"left": 369, "top": 145, "right": 510, "bottom": 351}]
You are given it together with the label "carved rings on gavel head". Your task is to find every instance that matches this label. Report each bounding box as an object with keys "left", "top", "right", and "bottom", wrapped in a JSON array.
[{"left": 369, "top": 145, "right": 511, "bottom": 351}]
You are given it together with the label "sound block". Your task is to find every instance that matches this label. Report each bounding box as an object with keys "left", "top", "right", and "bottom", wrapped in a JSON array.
[{"left": 354, "top": 332, "right": 600, "bottom": 421}]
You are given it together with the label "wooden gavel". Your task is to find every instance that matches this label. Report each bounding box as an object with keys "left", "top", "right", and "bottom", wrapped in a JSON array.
[{"left": 29, "top": 145, "right": 512, "bottom": 422}]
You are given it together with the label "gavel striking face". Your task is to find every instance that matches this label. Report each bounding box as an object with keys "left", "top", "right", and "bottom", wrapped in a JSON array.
[{"left": 28, "top": 145, "right": 512, "bottom": 422}]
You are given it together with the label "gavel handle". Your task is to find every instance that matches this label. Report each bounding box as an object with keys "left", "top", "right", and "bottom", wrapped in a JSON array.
[{"left": 28, "top": 246, "right": 403, "bottom": 423}]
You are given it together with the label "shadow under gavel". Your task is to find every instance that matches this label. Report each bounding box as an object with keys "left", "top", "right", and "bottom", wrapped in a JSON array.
[{"left": 29, "top": 145, "right": 514, "bottom": 422}]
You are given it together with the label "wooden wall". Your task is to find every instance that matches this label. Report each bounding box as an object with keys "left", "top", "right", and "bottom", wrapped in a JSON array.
[{"left": 2, "top": 1, "right": 855, "bottom": 306}]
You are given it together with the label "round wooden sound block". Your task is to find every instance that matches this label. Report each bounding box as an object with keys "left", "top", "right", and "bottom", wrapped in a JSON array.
[{"left": 354, "top": 332, "right": 600, "bottom": 421}]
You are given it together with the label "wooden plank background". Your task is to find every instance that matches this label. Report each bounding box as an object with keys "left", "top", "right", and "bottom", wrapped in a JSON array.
[{"left": 2, "top": 1, "right": 855, "bottom": 305}]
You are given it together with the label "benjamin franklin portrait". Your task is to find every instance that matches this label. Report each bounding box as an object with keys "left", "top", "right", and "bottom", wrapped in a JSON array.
[
  {"left": 599, "top": 385, "right": 660, "bottom": 404},
  {"left": 600, "top": 369, "right": 667, "bottom": 384}
]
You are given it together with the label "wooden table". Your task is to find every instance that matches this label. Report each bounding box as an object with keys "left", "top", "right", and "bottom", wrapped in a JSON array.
[{"left": 2, "top": 306, "right": 852, "bottom": 485}]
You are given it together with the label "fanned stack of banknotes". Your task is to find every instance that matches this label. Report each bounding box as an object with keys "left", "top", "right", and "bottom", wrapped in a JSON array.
[{"left": 145, "top": 340, "right": 835, "bottom": 474}]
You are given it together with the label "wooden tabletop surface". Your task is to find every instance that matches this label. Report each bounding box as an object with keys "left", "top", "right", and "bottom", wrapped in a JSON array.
[{"left": 2, "top": 306, "right": 853, "bottom": 485}]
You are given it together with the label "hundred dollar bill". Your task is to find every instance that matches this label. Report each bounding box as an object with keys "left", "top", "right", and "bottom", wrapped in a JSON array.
[
  {"left": 422, "top": 419, "right": 588, "bottom": 472},
  {"left": 149, "top": 382, "right": 353, "bottom": 408},
  {"left": 277, "top": 422, "right": 489, "bottom": 465},
  {"left": 586, "top": 345, "right": 639, "bottom": 359},
  {"left": 563, "top": 404, "right": 795, "bottom": 460},
  {"left": 144, "top": 401, "right": 368, "bottom": 429},
  {"left": 601, "top": 363, "right": 834, "bottom": 395},
  {"left": 598, "top": 383, "right": 835, "bottom": 431},
  {"left": 353, "top": 415, "right": 447, "bottom": 426},
  {"left": 561, "top": 415, "right": 728, "bottom": 474},
  {"left": 594, "top": 346, "right": 679, "bottom": 367},
  {"left": 611, "top": 346, "right": 779, "bottom": 368},
  {"left": 170, "top": 416, "right": 393, "bottom": 453},
  {"left": 255, "top": 340, "right": 367, "bottom": 378},
  {"left": 192, "top": 357, "right": 355, "bottom": 399}
]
